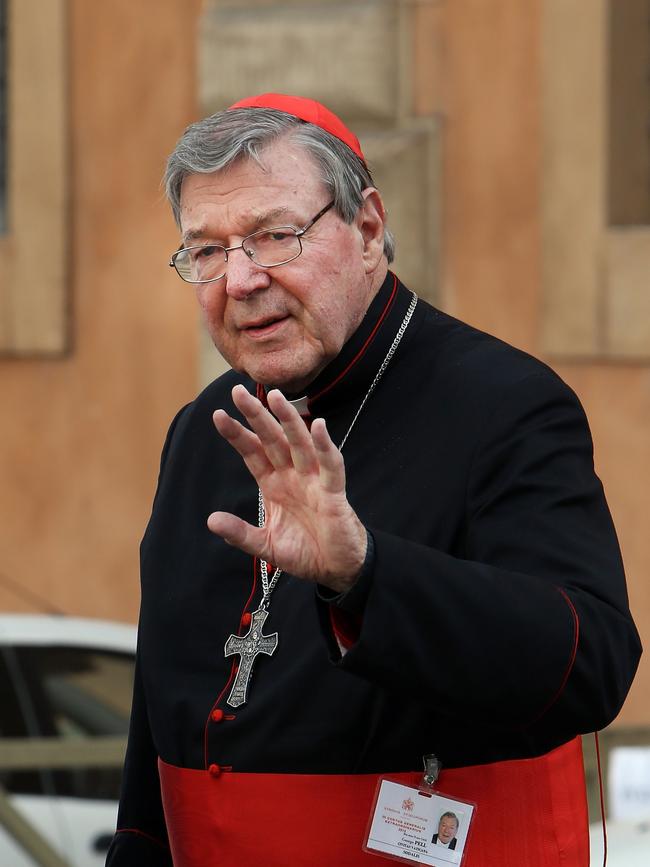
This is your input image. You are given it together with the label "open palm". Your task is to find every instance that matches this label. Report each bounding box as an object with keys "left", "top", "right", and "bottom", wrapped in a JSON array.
[{"left": 208, "top": 385, "right": 367, "bottom": 592}]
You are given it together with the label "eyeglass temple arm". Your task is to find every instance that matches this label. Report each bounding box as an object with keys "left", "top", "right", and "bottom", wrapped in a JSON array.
[{"left": 295, "top": 200, "right": 335, "bottom": 238}]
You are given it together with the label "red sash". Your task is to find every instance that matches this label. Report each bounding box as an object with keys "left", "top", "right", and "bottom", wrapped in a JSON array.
[{"left": 158, "top": 737, "right": 589, "bottom": 866}]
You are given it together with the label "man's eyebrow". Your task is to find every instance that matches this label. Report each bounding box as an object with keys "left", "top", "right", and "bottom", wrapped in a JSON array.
[
  {"left": 250, "top": 206, "right": 294, "bottom": 228},
  {"left": 181, "top": 208, "right": 297, "bottom": 245},
  {"left": 181, "top": 226, "right": 210, "bottom": 244}
]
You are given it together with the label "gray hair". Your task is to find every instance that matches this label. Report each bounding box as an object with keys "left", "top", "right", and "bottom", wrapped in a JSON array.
[{"left": 164, "top": 107, "right": 395, "bottom": 263}]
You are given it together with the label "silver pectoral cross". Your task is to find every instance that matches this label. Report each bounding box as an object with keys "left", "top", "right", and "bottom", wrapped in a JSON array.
[{"left": 224, "top": 607, "right": 279, "bottom": 708}]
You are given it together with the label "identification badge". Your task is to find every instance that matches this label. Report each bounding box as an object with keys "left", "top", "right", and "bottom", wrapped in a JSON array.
[{"left": 363, "top": 778, "right": 475, "bottom": 865}]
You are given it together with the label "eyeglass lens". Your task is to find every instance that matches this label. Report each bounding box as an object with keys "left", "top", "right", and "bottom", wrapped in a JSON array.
[{"left": 174, "top": 228, "right": 302, "bottom": 283}]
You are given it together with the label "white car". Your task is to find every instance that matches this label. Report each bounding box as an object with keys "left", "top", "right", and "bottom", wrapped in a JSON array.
[{"left": 0, "top": 615, "right": 136, "bottom": 867}]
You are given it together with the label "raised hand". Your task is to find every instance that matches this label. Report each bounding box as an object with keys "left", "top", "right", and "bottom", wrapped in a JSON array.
[{"left": 207, "top": 384, "right": 367, "bottom": 592}]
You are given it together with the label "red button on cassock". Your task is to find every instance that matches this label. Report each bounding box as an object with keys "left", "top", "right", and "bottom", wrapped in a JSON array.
[
  {"left": 241, "top": 612, "right": 252, "bottom": 627},
  {"left": 211, "top": 708, "right": 224, "bottom": 723},
  {"left": 208, "top": 763, "right": 221, "bottom": 777}
]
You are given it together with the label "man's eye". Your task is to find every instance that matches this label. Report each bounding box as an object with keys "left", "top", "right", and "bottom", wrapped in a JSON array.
[
  {"left": 195, "top": 245, "right": 220, "bottom": 259},
  {"left": 256, "top": 230, "right": 292, "bottom": 244}
]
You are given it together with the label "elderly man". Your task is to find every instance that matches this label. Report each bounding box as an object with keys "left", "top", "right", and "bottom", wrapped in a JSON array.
[
  {"left": 432, "top": 812, "right": 459, "bottom": 849},
  {"left": 107, "top": 94, "right": 640, "bottom": 867}
]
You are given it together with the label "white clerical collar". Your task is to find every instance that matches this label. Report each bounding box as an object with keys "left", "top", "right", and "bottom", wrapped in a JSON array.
[{"left": 287, "top": 395, "right": 310, "bottom": 417}]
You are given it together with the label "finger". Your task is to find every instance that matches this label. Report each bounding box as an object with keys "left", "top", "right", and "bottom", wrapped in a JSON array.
[
  {"left": 266, "top": 389, "right": 319, "bottom": 475},
  {"left": 311, "top": 417, "right": 347, "bottom": 493},
  {"left": 231, "top": 385, "right": 292, "bottom": 470},
  {"left": 213, "top": 409, "right": 273, "bottom": 482},
  {"left": 207, "top": 510, "right": 271, "bottom": 560}
]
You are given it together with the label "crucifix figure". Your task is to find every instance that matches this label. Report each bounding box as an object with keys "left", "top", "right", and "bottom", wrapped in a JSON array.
[{"left": 224, "top": 608, "right": 279, "bottom": 708}]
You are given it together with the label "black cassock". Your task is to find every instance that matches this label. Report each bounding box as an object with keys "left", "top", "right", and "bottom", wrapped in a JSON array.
[{"left": 107, "top": 272, "right": 641, "bottom": 865}]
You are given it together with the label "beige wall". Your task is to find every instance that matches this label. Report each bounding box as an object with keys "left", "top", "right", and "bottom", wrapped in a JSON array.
[{"left": 0, "top": 0, "right": 202, "bottom": 622}]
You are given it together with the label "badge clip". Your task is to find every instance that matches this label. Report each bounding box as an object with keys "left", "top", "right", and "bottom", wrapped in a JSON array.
[{"left": 420, "top": 753, "right": 441, "bottom": 792}]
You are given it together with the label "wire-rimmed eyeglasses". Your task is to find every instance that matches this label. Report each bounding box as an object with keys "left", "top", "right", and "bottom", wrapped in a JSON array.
[{"left": 169, "top": 200, "right": 335, "bottom": 284}]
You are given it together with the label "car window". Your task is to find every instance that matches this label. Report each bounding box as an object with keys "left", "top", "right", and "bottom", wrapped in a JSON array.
[
  {"left": 0, "top": 649, "right": 43, "bottom": 796},
  {"left": 12, "top": 645, "right": 134, "bottom": 800},
  {"left": 18, "top": 646, "right": 134, "bottom": 737}
]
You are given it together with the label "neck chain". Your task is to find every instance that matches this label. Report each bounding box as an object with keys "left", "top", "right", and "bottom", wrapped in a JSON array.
[{"left": 224, "top": 291, "right": 418, "bottom": 707}]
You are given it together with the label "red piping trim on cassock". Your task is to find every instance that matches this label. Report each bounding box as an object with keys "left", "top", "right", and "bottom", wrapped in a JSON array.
[
  {"left": 530, "top": 587, "right": 580, "bottom": 724},
  {"left": 208, "top": 275, "right": 397, "bottom": 757},
  {"left": 202, "top": 556, "right": 261, "bottom": 768},
  {"left": 308, "top": 273, "right": 398, "bottom": 405}
]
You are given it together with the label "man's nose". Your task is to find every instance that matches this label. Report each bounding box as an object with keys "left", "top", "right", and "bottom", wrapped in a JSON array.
[{"left": 224, "top": 248, "right": 271, "bottom": 300}]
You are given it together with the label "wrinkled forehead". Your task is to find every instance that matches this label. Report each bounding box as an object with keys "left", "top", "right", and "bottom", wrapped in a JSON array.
[
  {"left": 178, "top": 145, "right": 330, "bottom": 242},
  {"left": 181, "top": 137, "right": 326, "bottom": 204}
]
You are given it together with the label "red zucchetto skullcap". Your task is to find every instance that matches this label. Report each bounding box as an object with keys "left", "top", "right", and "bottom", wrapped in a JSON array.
[{"left": 228, "top": 93, "right": 365, "bottom": 163}]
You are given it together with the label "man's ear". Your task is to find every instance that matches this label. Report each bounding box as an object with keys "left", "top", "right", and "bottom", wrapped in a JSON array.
[{"left": 357, "top": 188, "right": 387, "bottom": 272}]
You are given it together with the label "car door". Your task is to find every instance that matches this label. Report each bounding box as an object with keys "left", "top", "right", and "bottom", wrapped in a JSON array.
[
  {"left": 7, "top": 643, "right": 134, "bottom": 867},
  {"left": 0, "top": 646, "right": 70, "bottom": 866}
]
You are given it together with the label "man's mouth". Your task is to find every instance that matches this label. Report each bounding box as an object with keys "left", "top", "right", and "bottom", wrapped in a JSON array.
[{"left": 241, "top": 315, "right": 290, "bottom": 337}]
